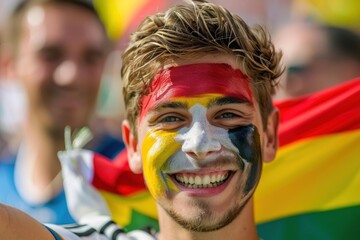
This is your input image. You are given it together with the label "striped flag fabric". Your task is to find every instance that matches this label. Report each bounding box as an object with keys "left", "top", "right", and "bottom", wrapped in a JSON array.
[
  {"left": 255, "top": 77, "right": 360, "bottom": 239},
  {"left": 89, "top": 150, "right": 158, "bottom": 231}
]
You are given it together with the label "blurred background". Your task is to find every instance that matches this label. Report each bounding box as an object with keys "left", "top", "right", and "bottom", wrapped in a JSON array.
[{"left": 0, "top": 0, "right": 359, "bottom": 154}]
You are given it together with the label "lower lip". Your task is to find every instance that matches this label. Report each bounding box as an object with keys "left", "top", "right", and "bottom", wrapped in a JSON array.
[{"left": 170, "top": 172, "right": 235, "bottom": 197}]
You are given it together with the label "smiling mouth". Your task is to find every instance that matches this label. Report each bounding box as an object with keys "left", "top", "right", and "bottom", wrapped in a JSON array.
[{"left": 171, "top": 171, "right": 233, "bottom": 189}]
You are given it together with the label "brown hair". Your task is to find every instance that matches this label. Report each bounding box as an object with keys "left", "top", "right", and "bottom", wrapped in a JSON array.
[{"left": 121, "top": 0, "right": 283, "bottom": 134}]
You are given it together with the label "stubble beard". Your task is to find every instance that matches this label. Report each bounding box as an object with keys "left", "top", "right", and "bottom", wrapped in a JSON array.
[{"left": 165, "top": 196, "right": 250, "bottom": 232}]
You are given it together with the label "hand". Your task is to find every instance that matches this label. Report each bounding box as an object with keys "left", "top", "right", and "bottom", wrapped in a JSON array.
[{"left": 58, "top": 149, "right": 112, "bottom": 227}]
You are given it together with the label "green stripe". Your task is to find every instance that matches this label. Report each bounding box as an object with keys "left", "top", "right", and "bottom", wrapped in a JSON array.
[
  {"left": 257, "top": 205, "right": 360, "bottom": 240},
  {"left": 125, "top": 209, "right": 159, "bottom": 232}
]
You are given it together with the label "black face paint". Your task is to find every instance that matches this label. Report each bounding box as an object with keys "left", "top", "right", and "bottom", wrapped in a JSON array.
[{"left": 228, "top": 124, "right": 262, "bottom": 194}]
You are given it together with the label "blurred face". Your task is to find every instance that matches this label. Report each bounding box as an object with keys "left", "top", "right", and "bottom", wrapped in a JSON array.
[
  {"left": 14, "top": 3, "right": 107, "bottom": 135},
  {"left": 124, "top": 56, "right": 278, "bottom": 232},
  {"left": 275, "top": 24, "right": 350, "bottom": 98}
]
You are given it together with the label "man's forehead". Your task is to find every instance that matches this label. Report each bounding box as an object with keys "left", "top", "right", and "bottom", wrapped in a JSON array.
[
  {"left": 139, "top": 63, "right": 253, "bottom": 121},
  {"left": 149, "top": 63, "right": 251, "bottom": 98},
  {"left": 23, "top": 4, "right": 105, "bottom": 44}
]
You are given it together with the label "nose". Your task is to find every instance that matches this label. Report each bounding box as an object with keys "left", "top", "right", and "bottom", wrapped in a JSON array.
[
  {"left": 54, "top": 60, "right": 79, "bottom": 86},
  {"left": 181, "top": 121, "right": 221, "bottom": 160}
]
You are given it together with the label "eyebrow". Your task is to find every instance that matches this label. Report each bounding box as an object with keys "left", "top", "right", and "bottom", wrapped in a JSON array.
[
  {"left": 37, "top": 43, "right": 106, "bottom": 56},
  {"left": 207, "top": 96, "right": 251, "bottom": 108},
  {"left": 149, "top": 101, "right": 188, "bottom": 113},
  {"left": 37, "top": 44, "right": 62, "bottom": 54}
]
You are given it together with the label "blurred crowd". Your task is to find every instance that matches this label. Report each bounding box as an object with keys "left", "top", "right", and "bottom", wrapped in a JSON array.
[{"left": 0, "top": 0, "right": 359, "bottom": 225}]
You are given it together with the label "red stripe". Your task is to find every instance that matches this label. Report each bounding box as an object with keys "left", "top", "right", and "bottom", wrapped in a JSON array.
[
  {"left": 92, "top": 150, "right": 147, "bottom": 196},
  {"left": 275, "top": 77, "right": 360, "bottom": 147},
  {"left": 140, "top": 63, "right": 252, "bottom": 121}
]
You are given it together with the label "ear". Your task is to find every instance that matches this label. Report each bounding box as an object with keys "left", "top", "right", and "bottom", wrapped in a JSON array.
[
  {"left": 263, "top": 108, "right": 279, "bottom": 163},
  {"left": 122, "top": 120, "right": 142, "bottom": 174}
]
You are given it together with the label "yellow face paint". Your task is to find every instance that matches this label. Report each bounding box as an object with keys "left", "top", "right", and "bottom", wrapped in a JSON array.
[
  {"left": 174, "top": 94, "right": 223, "bottom": 108},
  {"left": 141, "top": 129, "right": 181, "bottom": 199}
]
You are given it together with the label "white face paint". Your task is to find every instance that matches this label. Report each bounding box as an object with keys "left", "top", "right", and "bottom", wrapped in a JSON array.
[{"left": 164, "top": 104, "right": 240, "bottom": 172}]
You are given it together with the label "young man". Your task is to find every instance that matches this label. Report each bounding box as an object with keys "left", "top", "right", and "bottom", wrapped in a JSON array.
[
  {"left": 0, "top": 0, "right": 282, "bottom": 239},
  {"left": 0, "top": 0, "right": 123, "bottom": 224}
]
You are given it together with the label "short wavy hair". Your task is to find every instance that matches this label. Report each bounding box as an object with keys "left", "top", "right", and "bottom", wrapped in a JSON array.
[{"left": 121, "top": 0, "right": 283, "bottom": 134}]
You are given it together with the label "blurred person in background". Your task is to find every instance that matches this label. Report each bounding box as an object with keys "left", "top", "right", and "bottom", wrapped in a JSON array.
[
  {"left": 0, "top": 0, "right": 124, "bottom": 224},
  {"left": 274, "top": 21, "right": 360, "bottom": 99}
]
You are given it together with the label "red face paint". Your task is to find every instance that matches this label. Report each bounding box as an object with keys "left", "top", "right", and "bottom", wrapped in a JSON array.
[{"left": 140, "top": 63, "right": 253, "bottom": 121}]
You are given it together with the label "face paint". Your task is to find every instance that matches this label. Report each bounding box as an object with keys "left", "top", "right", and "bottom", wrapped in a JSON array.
[
  {"left": 164, "top": 108, "right": 262, "bottom": 199},
  {"left": 139, "top": 63, "right": 257, "bottom": 200},
  {"left": 141, "top": 129, "right": 181, "bottom": 199},
  {"left": 142, "top": 99, "right": 261, "bottom": 200},
  {"left": 142, "top": 95, "right": 228, "bottom": 200},
  {"left": 139, "top": 63, "right": 252, "bottom": 122},
  {"left": 165, "top": 102, "right": 239, "bottom": 172},
  {"left": 228, "top": 125, "right": 262, "bottom": 195}
]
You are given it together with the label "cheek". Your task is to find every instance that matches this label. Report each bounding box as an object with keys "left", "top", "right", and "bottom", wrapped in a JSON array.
[
  {"left": 228, "top": 125, "right": 262, "bottom": 194},
  {"left": 17, "top": 59, "right": 42, "bottom": 82},
  {"left": 141, "top": 130, "right": 182, "bottom": 199},
  {"left": 85, "top": 80, "right": 101, "bottom": 98},
  {"left": 86, "top": 65, "right": 104, "bottom": 83}
]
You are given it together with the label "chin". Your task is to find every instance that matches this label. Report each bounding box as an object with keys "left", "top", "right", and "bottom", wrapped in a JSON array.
[
  {"left": 164, "top": 200, "right": 246, "bottom": 232},
  {"left": 160, "top": 193, "right": 251, "bottom": 232}
]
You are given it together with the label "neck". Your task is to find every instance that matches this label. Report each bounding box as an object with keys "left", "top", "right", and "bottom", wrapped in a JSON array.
[
  {"left": 25, "top": 119, "right": 65, "bottom": 169},
  {"left": 16, "top": 120, "right": 65, "bottom": 203},
  {"left": 157, "top": 200, "right": 259, "bottom": 240}
]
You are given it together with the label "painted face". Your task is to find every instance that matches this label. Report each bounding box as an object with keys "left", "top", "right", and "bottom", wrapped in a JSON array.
[
  {"left": 139, "top": 63, "right": 263, "bottom": 231},
  {"left": 139, "top": 63, "right": 262, "bottom": 231}
]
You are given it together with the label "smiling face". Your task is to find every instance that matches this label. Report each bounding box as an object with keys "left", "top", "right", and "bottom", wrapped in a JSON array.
[
  {"left": 13, "top": 3, "right": 107, "bottom": 135},
  {"left": 123, "top": 56, "right": 278, "bottom": 232}
]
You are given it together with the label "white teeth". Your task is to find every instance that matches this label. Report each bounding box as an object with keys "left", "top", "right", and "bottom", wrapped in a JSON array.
[
  {"left": 175, "top": 172, "right": 230, "bottom": 188},
  {"left": 189, "top": 176, "right": 194, "bottom": 184},
  {"left": 211, "top": 175, "right": 216, "bottom": 183},
  {"left": 203, "top": 175, "right": 210, "bottom": 185},
  {"left": 195, "top": 176, "right": 201, "bottom": 185}
]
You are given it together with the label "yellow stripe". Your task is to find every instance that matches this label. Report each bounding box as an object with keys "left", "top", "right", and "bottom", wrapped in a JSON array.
[
  {"left": 142, "top": 130, "right": 181, "bottom": 199},
  {"left": 174, "top": 94, "right": 223, "bottom": 108},
  {"left": 100, "top": 190, "right": 157, "bottom": 227},
  {"left": 255, "top": 129, "right": 360, "bottom": 223}
]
